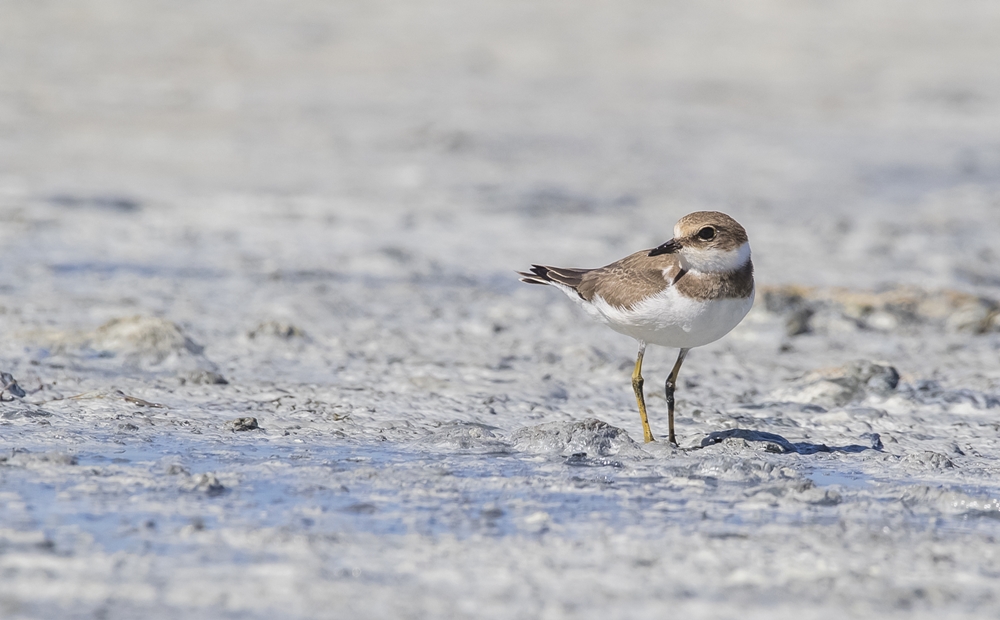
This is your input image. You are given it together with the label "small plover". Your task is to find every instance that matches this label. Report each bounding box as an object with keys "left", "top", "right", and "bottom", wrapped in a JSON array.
[{"left": 518, "top": 211, "right": 754, "bottom": 445}]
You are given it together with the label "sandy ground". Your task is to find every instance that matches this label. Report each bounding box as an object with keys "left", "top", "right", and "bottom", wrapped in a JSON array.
[{"left": 2, "top": 1, "right": 1000, "bottom": 618}]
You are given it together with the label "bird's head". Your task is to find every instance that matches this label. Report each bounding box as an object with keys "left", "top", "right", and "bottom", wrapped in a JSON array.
[{"left": 648, "top": 211, "right": 751, "bottom": 273}]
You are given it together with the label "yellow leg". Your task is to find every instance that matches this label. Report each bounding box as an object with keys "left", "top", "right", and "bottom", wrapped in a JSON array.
[
  {"left": 631, "top": 342, "right": 655, "bottom": 443},
  {"left": 664, "top": 348, "right": 690, "bottom": 446}
]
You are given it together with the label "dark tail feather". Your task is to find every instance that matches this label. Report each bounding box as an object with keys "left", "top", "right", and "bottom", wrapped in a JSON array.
[
  {"left": 517, "top": 264, "right": 590, "bottom": 289},
  {"left": 517, "top": 264, "right": 553, "bottom": 285}
]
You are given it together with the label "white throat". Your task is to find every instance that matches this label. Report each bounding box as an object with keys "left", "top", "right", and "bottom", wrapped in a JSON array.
[{"left": 680, "top": 242, "right": 751, "bottom": 273}]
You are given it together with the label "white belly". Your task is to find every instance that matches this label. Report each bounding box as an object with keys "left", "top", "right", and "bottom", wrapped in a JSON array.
[{"left": 584, "top": 286, "right": 755, "bottom": 349}]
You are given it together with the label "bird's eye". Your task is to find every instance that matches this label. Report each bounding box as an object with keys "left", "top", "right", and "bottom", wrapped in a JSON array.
[{"left": 698, "top": 227, "right": 716, "bottom": 241}]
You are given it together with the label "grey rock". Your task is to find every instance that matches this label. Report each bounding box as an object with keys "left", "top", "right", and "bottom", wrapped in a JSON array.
[
  {"left": 701, "top": 429, "right": 796, "bottom": 454},
  {"left": 770, "top": 360, "right": 900, "bottom": 407},
  {"left": 784, "top": 307, "right": 815, "bottom": 337},
  {"left": 227, "top": 417, "right": 260, "bottom": 431},
  {"left": 92, "top": 316, "right": 205, "bottom": 365},
  {"left": 183, "top": 370, "right": 229, "bottom": 385},
  {"left": 511, "top": 418, "right": 648, "bottom": 459},
  {"left": 902, "top": 451, "right": 955, "bottom": 470},
  {"left": 191, "top": 474, "right": 225, "bottom": 496},
  {"left": 1, "top": 450, "right": 77, "bottom": 467},
  {"left": 247, "top": 320, "right": 307, "bottom": 340},
  {"left": 1, "top": 372, "right": 26, "bottom": 398},
  {"left": 427, "top": 421, "right": 510, "bottom": 452}
]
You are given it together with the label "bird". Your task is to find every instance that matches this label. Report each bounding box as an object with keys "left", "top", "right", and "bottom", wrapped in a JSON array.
[{"left": 518, "top": 211, "right": 754, "bottom": 445}]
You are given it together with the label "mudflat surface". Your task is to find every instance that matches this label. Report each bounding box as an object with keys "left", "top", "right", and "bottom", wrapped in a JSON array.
[{"left": 2, "top": 2, "right": 1000, "bottom": 618}]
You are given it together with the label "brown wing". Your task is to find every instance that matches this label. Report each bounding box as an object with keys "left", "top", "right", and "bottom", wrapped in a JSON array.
[
  {"left": 577, "top": 251, "right": 682, "bottom": 310},
  {"left": 522, "top": 249, "right": 751, "bottom": 307}
]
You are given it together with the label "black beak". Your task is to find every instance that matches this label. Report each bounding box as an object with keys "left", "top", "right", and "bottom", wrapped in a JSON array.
[{"left": 648, "top": 239, "right": 680, "bottom": 257}]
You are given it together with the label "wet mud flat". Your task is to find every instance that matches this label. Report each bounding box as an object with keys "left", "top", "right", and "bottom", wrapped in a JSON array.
[
  {"left": 1, "top": 237, "right": 1000, "bottom": 619},
  {"left": 3, "top": 0, "right": 1000, "bottom": 618}
]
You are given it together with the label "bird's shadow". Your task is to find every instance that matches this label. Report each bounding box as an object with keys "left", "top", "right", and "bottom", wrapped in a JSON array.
[{"left": 697, "top": 428, "right": 879, "bottom": 455}]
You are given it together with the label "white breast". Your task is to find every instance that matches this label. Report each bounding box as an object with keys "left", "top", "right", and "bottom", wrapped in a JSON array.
[{"left": 585, "top": 285, "right": 755, "bottom": 349}]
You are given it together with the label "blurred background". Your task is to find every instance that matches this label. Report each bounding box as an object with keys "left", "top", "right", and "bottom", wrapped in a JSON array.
[{"left": 2, "top": 0, "right": 1000, "bottom": 296}]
